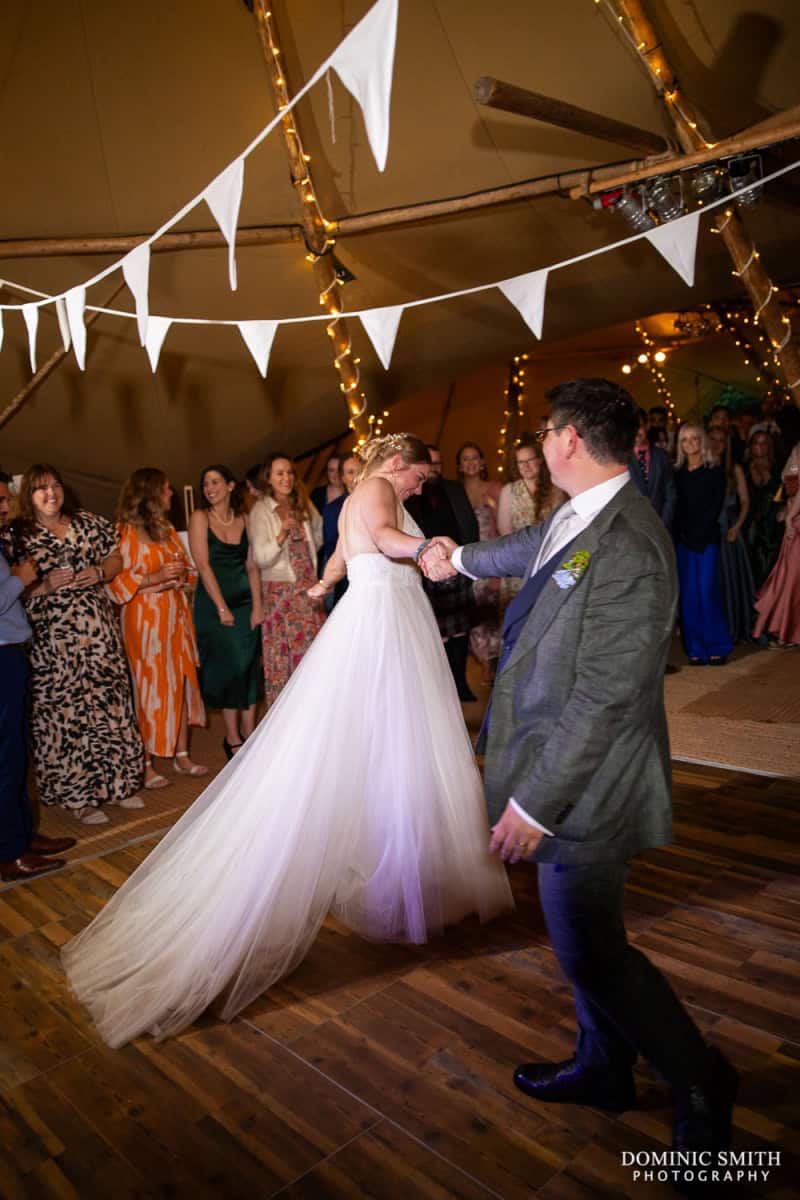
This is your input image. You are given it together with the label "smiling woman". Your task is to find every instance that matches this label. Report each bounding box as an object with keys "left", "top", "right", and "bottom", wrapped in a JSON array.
[{"left": 247, "top": 453, "right": 325, "bottom": 708}]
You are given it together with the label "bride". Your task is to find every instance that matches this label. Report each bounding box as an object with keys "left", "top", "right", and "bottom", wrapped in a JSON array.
[{"left": 62, "top": 433, "right": 513, "bottom": 1047}]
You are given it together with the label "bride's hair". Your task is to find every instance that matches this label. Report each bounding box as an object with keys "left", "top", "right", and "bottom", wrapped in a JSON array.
[{"left": 357, "top": 433, "right": 431, "bottom": 480}]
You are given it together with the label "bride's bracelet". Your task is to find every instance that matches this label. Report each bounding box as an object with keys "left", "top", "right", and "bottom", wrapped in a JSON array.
[
  {"left": 413, "top": 538, "right": 431, "bottom": 564},
  {"left": 316, "top": 578, "right": 332, "bottom": 592}
]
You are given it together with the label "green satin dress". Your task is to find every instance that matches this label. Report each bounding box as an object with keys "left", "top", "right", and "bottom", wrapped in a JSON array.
[{"left": 194, "top": 526, "right": 262, "bottom": 709}]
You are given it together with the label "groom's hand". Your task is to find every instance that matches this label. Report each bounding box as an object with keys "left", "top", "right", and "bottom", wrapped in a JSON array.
[
  {"left": 490, "top": 802, "right": 545, "bottom": 864},
  {"left": 420, "top": 537, "right": 458, "bottom": 581}
]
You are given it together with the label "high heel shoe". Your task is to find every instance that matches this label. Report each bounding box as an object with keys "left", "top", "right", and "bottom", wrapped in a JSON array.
[{"left": 222, "top": 738, "right": 243, "bottom": 761}]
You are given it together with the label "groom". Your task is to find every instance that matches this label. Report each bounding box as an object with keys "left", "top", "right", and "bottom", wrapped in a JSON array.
[{"left": 421, "top": 379, "right": 737, "bottom": 1174}]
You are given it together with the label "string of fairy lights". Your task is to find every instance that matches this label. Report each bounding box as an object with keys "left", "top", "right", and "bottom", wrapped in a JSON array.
[
  {"left": 261, "top": 7, "right": 373, "bottom": 442},
  {"left": 496, "top": 352, "right": 530, "bottom": 476}
]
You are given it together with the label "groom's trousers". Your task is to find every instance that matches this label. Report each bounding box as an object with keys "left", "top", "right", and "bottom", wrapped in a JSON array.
[{"left": 537, "top": 861, "right": 707, "bottom": 1090}]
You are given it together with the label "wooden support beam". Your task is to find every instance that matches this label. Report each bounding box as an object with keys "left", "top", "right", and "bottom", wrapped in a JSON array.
[
  {"left": 0, "top": 226, "right": 301, "bottom": 260},
  {"left": 604, "top": 0, "right": 800, "bottom": 403},
  {"left": 0, "top": 281, "right": 125, "bottom": 430},
  {"left": 252, "top": 1, "right": 368, "bottom": 441},
  {"left": 473, "top": 76, "right": 670, "bottom": 156}
]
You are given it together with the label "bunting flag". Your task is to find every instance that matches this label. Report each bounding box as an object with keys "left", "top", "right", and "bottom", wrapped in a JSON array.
[
  {"left": 497, "top": 269, "right": 549, "bottom": 340},
  {"left": 22, "top": 304, "right": 39, "bottom": 372},
  {"left": 644, "top": 211, "right": 701, "bottom": 287},
  {"left": 329, "top": 0, "right": 398, "bottom": 172},
  {"left": 204, "top": 159, "right": 245, "bottom": 291},
  {"left": 65, "top": 287, "right": 87, "bottom": 370},
  {"left": 55, "top": 297, "right": 71, "bottom": 353},
  {"left": 122, "top": 243, "right": 151, "bottom": 345},
  {"left": 145, "top": 316, "right": 172, "bottom": 371},
  {"left": 238, "top": 320, "right": 279, "bottom": 378},
  {"left": 359, "top": 303, "right": 404, "bottom": 369}
]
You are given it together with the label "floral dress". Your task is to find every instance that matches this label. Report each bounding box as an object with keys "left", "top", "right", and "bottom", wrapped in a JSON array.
[
  {"left": 8, "top": 511, "right": 143, "bottom": 810},
  {"left": 109, "top": 524, "right": 205, "bottom": 758},
  {"left": 261, "top": 532, "right": 325, "bottom": 708},
  {"left": 469, "top": 499, "right": 502, "bottom": 668}
]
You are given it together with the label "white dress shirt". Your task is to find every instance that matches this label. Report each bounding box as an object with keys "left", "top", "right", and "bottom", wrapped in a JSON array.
[{"left": 453, "top": 469, "right": 630, "bottom": 834}]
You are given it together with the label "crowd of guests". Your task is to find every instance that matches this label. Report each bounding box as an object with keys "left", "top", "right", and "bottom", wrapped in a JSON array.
[{"left": 1, "top": 394, "right": 797, "bottom": 866}]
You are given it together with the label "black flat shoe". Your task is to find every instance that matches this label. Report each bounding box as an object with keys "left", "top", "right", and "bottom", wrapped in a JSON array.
[
  {"left": 709, "top": 656, "right": 727, "bottom": 666},
  {"left": 513, "top": 1057, "right": 636, "bottom": 1112}
]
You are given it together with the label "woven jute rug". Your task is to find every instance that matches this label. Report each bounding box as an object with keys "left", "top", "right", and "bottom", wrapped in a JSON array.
[{"left": 665, "top": 643, "right": 800, "bottom": 777}]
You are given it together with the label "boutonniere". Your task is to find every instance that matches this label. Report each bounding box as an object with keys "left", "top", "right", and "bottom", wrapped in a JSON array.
[{"left": 552, "top": 549, "right": 591, "bottom": 590}]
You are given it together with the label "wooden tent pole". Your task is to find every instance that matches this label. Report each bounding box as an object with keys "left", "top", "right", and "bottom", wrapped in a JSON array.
[
  {"left": 472, "top": 76, "right": 671, "bottom": 155},
  {"left": 2, "top": 114, "right": 798, "bottom": 261},
  {"left": 605, "top": 0, "right": 799, "bottom": 402},
  {"left": 0, "top": 281, "right": 126, "bottom": 430},
  {"left": 252, "top": 2, "right": 369, "bottom": 442}
]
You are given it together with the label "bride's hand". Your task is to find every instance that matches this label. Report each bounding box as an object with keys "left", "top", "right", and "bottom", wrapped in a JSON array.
[{"left": 307, "top": 581, "right": 329, "bottom": 599}]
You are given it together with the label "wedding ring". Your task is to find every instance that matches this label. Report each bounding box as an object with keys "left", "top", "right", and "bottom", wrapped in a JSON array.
[{"left": 515, "top": 841, "right": 529, "bottom": 850}]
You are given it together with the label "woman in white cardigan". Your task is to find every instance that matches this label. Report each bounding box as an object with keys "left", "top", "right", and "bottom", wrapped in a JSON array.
[{"left": 248, "top": 454, "right": 325, "bottom": 707}]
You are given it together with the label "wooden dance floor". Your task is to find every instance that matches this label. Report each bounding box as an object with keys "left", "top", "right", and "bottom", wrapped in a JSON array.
[{"left": 1, "top": 761, "right": 798, "bottom": 1198}]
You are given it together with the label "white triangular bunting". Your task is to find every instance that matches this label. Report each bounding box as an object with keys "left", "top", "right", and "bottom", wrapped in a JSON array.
[
  {"left": 22, "top": 304, "right": 39, "bottom": 372},
  {"left": 497, "top": 269, "right": 549, "bottom": 340},
  {"left": 122, "top": 242, "right": 151, "bottom": 345},
  {"left": 238, "top": 320, "right": 278, "bottom": 378},
  {"left": 145, "top": 316, "right": 172, "bottom": 372},
  {"left": 204, "top": 159, "right": 245, "bottom": 291},
  {"left": 359, "top": 304, "right": 404, "bottom": 369},
  {"left": 55, "top": 297, "right": 71, "bottom": 353},
  {"left": 644, "top": 211, "right": 700, "bottom": 287},
  {"left": 65, "top": 287, "right": 87, "bottom": 370},
  {"left": 329, "top": 0, "right": 398, "bottom": 172}
]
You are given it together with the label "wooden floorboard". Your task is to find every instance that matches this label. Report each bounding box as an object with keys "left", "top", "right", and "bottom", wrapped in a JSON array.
[{"left": 0, "top": 764, "right": 798, "bottom": 1198}]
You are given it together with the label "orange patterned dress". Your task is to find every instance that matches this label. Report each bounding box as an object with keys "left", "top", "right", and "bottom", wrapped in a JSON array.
[{"left": 109, "top": 524, "right": 205, "bottom": 758}]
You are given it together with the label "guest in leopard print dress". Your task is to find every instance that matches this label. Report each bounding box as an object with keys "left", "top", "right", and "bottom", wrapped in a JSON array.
[{"left": 7, "top": 466, "right": 144, "bottom": 824}]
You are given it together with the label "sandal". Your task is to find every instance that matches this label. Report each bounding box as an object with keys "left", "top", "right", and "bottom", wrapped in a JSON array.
[
  {"left": 73, "top": 805, "right": 110, "bottom": 825},
  {"left": 144, "top": 760, "right": 170, "bottom": 790},
  {"left": 109, "top": 793, "right": 146, "bottom": 808},
  {"left": 173, "top": 752, "right": 210, "bottom": 778}
]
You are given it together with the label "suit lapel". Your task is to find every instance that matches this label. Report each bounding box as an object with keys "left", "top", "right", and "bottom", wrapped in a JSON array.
[{"left": 501, "top": 482, "right": 636, "bottom": 675}]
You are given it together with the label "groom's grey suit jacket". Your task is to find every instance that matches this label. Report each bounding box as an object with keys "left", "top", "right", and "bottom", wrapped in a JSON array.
[{"left": 461, "top": 481, "right": 678, "bottom": 865}]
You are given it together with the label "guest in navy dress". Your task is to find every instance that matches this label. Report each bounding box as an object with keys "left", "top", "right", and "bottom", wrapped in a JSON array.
[
  {"left": 674, "top": 425, "right": 733, "bottom": 665},
  {"left": 320, "top": 454, "right": 360, "bottom": 610}
]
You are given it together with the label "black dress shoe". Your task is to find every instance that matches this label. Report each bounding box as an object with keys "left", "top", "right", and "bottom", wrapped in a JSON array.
[
  {"left": 28, "top": 833, "right": 77, "bottom": 856},
  {"left": 673, "top": 1047, "right": 738, "bottom": 1155},
  {"left": 513, "top": 1057, "right": 636, "bottom": 1112},
  {"left": 1, "top": 854, "right": 66, "bottom": 882}
]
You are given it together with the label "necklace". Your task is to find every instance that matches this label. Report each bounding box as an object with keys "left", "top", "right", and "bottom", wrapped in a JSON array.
[{"left": 211, "top": 506, "right": 235, "bottom": 527}]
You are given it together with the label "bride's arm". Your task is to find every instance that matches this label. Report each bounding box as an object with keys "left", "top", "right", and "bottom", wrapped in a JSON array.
[
  {"left": 362, "top": 479, "right": 427, "bottom": 560},
  {"left": 308, "top": 542, "right": 347, "bottom": 598}
]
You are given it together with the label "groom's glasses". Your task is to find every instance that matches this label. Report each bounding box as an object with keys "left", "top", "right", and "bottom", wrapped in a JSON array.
[{"left": 533, "top": 424, "right": 571, "bottom": 444}]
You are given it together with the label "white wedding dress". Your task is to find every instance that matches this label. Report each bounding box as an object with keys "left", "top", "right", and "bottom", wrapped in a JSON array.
[{"left": 62, "top": 513, "right": 513, "bottom": 1047}]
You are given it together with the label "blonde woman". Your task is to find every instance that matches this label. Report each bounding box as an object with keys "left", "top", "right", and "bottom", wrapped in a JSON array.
[
  {"left": 674, "top": 425, "right": 733, "bottom": 665},
  {"left": 247, "top": 453, "right": 325, "bottom": 708},
  {"left": 63, "top": 433, "right": 511, "bottom": 1048}
]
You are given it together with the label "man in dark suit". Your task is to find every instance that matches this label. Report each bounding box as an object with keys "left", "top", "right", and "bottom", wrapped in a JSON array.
[
  {"left": 629, "top": 408, "right": 676, "bottom": 529},
  {"left": 407, "top": 445, "right": 479, "bottom": 700},
  {"left": 421, "top": 381, "right": 737, "bottom": 1183}
]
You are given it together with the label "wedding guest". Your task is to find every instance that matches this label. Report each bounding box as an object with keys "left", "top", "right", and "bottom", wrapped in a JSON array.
[
  {"left": 189, "top": 466, "right": 262, "bottom": 760},
  {"left": 320, "top": 454, "right": 360, "bottom": 610},
  {"left": 743, "top": 429, "right": 783, "bottom": 590},
  {"left": 647, "top": 426, "right": 669, "bottom": 453},
  {"left": 733, "top": 404, "right": 760, "bottom": 448},
  {"left": 707, "top": 404, "right": 744, "bottom": 465},
  {"left": 248, "top": 453, "right": 324, "bottom": 708},
  {"left": 753, "top": 441, "right": 800, "bottom": 648},
  {"left": 628, "top": 409, "right": 675, "bottom": 529},
  {"left": 674, "top": 426, "right": 733, "bottom": 665},
  {"left": 496, "top": 435, "right": 563, "bottom": 613},
  {"left": 310, "top": 454, "right": 344, "bottom": 516},
  {"left": 3, "top": 465, "right": 144, "bottom": 824},
  {"left": 1, "top": 476, "right": 76, "bottom": 880},
  {"left": 111, "top": 468, "right": 208, "bottom": 789},
  {"left": 406, "top": 444, "right": 479, "bottom": 701},
  {"left": 457, "top": 441, "right": 502, "bottom": 682},
  {"left": 708, "top": 427, "right": 754, "bottom": 643}
]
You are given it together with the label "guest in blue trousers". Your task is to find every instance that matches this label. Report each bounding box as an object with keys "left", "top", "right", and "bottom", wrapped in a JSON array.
[
  {"left": 673, "top": 427, "right": 733, "bottom": 666},
  {"left": 0, "top": 474, "right": 76, "bottom": 882}
]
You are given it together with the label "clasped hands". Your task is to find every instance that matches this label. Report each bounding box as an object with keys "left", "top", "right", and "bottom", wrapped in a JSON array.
[{"left": 418, "top": 536, "right": 459, "bottom": 582}]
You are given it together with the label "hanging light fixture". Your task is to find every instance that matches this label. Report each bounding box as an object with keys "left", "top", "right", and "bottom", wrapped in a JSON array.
[
  {"left": 646, "top": 176, "right": 685, "bottom": 223},
  {"left": 728, "top": 155, "right": 762, "bottom": 208},
  {"left": 597, "top": 187, "right": 655, "bottom": 232}
]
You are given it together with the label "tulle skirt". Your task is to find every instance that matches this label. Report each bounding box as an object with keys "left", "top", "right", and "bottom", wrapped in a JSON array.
[{"left": 62, "top": 552, "right": 513, "bottom": 1047}]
